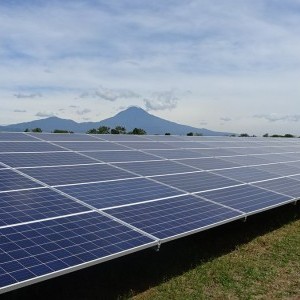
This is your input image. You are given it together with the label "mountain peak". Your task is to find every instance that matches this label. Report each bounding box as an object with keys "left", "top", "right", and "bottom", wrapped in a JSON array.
[{"left": 116, "top": 106, "right": 148, "bottom": 116}]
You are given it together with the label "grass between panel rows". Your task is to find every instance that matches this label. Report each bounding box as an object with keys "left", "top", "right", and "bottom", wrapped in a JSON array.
[{"left": 4, "top": 202, "right": 300, "bottom": 300}]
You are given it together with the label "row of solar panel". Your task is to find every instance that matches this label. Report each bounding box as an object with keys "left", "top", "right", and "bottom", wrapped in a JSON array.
[
  {"left": 0, "top": 178, "right": 296, "bottom": 291},
  {"left": 1, "top": 133, "right": 300, "bottom": 292},
  {"left": 2, "top": 132, "right": 300, "bottom": 142}
]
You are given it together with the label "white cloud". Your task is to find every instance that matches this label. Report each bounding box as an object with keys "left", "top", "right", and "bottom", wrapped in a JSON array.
[
  {"left": 35, "top": 111, "right": 55, "bottom": 118},
  {"left": 14, "top": 93, "right": 42, "bottom": 99},
  {"left": 144, "top": 90, "right": 179, "bottom": 111},
  {"left": 76, "top": 108, "right": 91, "bottom": 115},
  {"left": 13, "top": 109, "right": 27, "bottom": 113},
  {"left": 254, "top": 113, "right": 300, "bottom": 122},
  {"left": 79, "top": 86, "right": 140, "bottom": 101}
]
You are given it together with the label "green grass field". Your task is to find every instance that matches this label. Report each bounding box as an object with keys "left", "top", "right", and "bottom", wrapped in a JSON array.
[{"left": 4, "top": 202, "right": 300, "bottom": 300}]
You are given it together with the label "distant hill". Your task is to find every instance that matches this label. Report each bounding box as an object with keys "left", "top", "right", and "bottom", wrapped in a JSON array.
[{"left": 0, "top": 106, "right": 232, "bottom": 136}]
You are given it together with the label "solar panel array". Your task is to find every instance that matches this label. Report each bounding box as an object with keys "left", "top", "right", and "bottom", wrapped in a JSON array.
[{"left": 1, "top": 132, "right": 299, "bottom": 293}]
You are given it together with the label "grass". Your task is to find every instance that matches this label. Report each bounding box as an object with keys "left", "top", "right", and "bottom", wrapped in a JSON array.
[{"left": 3, "top": 202, "right": 300, "bottom": 300}]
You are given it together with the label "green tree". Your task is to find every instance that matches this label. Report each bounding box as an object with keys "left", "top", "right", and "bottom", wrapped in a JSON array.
[
  {"left": 284, "top": 134, "right": 294, "bottom": 138},
  {"left": 128, "top": 128, "right": 146, "bottom": 135},
  {"left": 97, "top": 126, "right": 110, "bottom": 134},
  {"left": 110, "top": 128, "right": 120, "bottom": 134},
  {"left": 165, "top": 132, "right": 171, "bottom": 135},
  {"left": 53, "top": 129, "right": 73, "bottom": 133},
  {"left": 32, "top": 128, "right": 42, "bottom": 133},
  {"left": 263, "top": 133, "right": 269, "bottom": 137},
  {"left": 187, "top": 132, "right": 194, "bottom": 136},
  {"left": 86, "top": 128, "right": 97, "bottom": 134},
  {"left": 24, "top": 128, "right": 30, "bottom": 132},
  {"left": 239, "top": 133, "right": 249, "bottom": 137},
  {"left": 115, "top": 126, "right": 126, "bottom": 134}
]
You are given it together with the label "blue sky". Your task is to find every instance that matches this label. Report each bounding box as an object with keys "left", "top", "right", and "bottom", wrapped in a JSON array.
[{"left": 1, "top": 0, "right": 300, "bottom": 135}]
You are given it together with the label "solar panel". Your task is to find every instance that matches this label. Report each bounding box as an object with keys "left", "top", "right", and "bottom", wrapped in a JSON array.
[
  {"left": 0, "top": 133, "right": 37, "bottom": 141},
  {"left": 0, "top": 169, "right": 42, "bottom": 192},
  {"left": 144, "top": 149, "right": 207, "bottom": 159},
  {"left": 78, "top": 150, "right": 158, "bottom": 163},
  {"left": 57, "top": 178, "right": 183, "bottom": 209},
  {"left": 0, "top": 188, "right": 90, "bottom": 227},
  {"left": 0, "top": 212, "right": 156, "bottom": 292},
  {"left": 106, "top": 195, "right": 244, "bottom": 241},
  {"left": 153, "top": 171, "right": 242, "bottom": 192},
  {"left": 114, "top": 160, "right": 196, "bottom": 176},
  {"left": 20, "top": 164, "right": 135, "bottom": 186},
  {"left": 54, "top": 141, "right": 129, "bottom": 151},
  {"left": 27, "top": 133, "right": 99, "bottom": 141},
  {"left": 0, "top": 133, "right": 299, "bottom": 294},
  {"left": 213, "top": 167, "right": 278, "bottom": 183},
  {"left": 199, "top": 185, "right": 292, "bottom": 214},
  {"left": 0, "top": 142, "right": 66, "bottom": 153},
  {"left": 175, "top": 157, "right": 241, "bottom": 170},
  {"left": 0, "top": 152, "right": 96, "bottom": 168},
  {"left": 253, "top": 177, "right": 300, "bottom": 198},
  {"left": 254, "top": 163, "right": 300, "bottom": 176}
]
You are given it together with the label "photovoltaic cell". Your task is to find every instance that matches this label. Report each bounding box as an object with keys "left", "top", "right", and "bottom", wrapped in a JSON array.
[
  {"left": 118, "top": 141, "right": 175, "bottom": 150},
  {"left": 0, "top": 212, "right": 156, "bottom": 292},
  {"left": 114, "top": 160, "right": 196, "bottom": 176},
  {"left": 176, "top": 157, "right": 241, "bottom": 170},
  {"left": 253, "top": 177, "right": 300, "bottom": 198},
  {"left": 0, "top": 169, "right": 41, "bottom": 192},
  {"left": 0, "top": 133, "right": 37, "bottom": 141},
  {"left": 58, "top": 178, "right": 182, "bottom": 209},
  {"left": 21, "top": 164, "right": 136, "bottom": 186},
  {"left": 0, "top": 152, "right": 96, "bottom": 168},
  {"left": 144, "top": 149, "right": 207, "bottom": 159},
  {"left": 106, "top": 195, "right": 243, "bottom": 240},
  {"left": 54, "top": 142, "right": 129, "bottom": 151},
  {"left": 94, "top": 134, "right": 148, "bottom": 141},
  {"left": 213, "top": 167, "right": 278, "bottom": 183},
  {"left": 0, "top": 188, "right": 90, "bottom": 227},
  {"left": 0, "top": 142, "right": 66, "bottom": 153},
  {"left": 254, "top": 163, "right": 300, "bottom": 176},
  {"left": 221, "top": 155, "right": 271, "bottom": 166},
  {"left": 189, "top": 148, "right": 238, "bottom": 157},
  {"left": 80, "top": 150, "right": 158, "bottom": 163},
  {"left": 199, "top": 185, "right": 292, "bottom": 214},
  {"left": 154, "top": 171, "right": 241, "bottom": 193},
  {"left": 28, "top": 133, "right": 98, "bottom": 141}
]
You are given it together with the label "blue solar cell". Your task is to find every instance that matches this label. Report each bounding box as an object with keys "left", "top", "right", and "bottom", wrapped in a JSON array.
[
  {"left": 0, "top": 212, "right": 156, "bottom": 292},
  {"left": 213, "top": 167, "right": 278, "bottom": 183},
  {"left": 81, "top": 150, "right": 158, "bottom": 163},
  {"left": 27, "top": 133, "right": 98, "bottom": 141},
  {"left": 0, "top": 152, "right": 96, "bottom": 168},
  {"left": 199, "top": 185, "right": 292, "bottom": 214},
  {"left": 93, "top": 134, "right": 148, "bottom": 141},
  {"left": 0, "top": 133, "right": 37, "bottom": 141},
  {"left": 189, "top": 148, "right": 238, "bottom": 157},
  {"left": 106, "top": 195, "right": 243, "bottom": 240},
  {"left": 221, "top": 155, "right": 271, "bottom": 166},
  {"left": 176, "top": 158, "right": 241, "bottom": 170},
  {"left": 114, "top": 160, "right": 196, "bottom": 176},
  {"left": 143, "top": 149, "right": 207, "bottom": 159},
  {"left": 20, "top": 164, "right": 135, "bottom": 186},
  {"left": 254, "top": 163, "right": 300, "bottom": 176},
  {"left": 154, "top": 171, "right": 241, "bottom": 193},
  {"left": 0, "top": 169, "right": 41, "bottom": 192},
  {"left": 117, "top": 141, "right": 175, "bottom": 150},
  {"left": 0, "top": 188, "right": 90, "bottom": 227},
  {"left": 55, "top": 142, "right": 128, "bottom": 151},
  {"left": 0, "top": 142, "right": 65, "bottom": 153},
  {"left": 253, "top": 177, "right": 300, "bottom": 198},
  {"left": 58, "top": 178, "right": 182, "bottom": 209}
]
